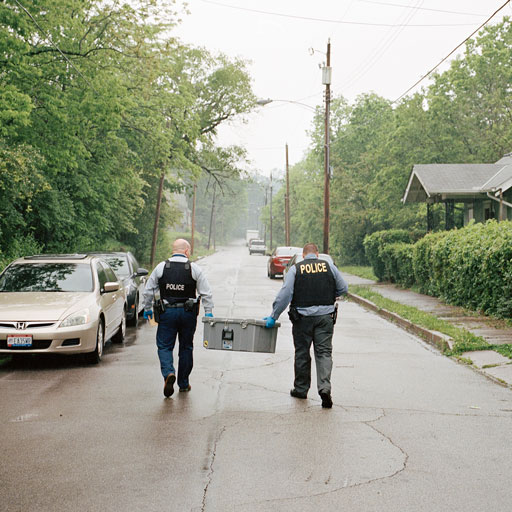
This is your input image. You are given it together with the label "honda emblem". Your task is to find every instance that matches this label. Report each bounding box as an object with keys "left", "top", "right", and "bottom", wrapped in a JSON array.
[{"left": 15, "top": 322, "right": 27, "bottom": 330}]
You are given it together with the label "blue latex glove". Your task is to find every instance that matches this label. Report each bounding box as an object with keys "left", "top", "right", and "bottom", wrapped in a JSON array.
[
  {"left": 205, "top": 312, "right": 213, "bottom": 318},
  {"left": 263, "top": 316, "right": 275, "bottom": 328},
  {"left": 143, "top": 310, "right": 153, "bottom": 320}
]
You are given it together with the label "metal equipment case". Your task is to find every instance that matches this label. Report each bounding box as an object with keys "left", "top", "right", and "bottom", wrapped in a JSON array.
[{"left": 202, "top": 317, "right": 280, "bottom": 353}]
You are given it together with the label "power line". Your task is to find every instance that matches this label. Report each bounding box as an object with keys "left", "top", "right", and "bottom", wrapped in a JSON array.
[
  {"left": 13, "top": 0, "right": 99, "bottom": 94},
  {"left": 357, "top": 0, "right": 486, "bottom": 17},
  {"left": 341, "top": 0, "right": 424, "bottom": 93},
  {"left": 249, "top": 146, "right": 286, "bottom": 151},
  {"left": 252, "top": 2, "right": 512, "bottom": 161},
  {"left": 198, "top": 0, "right": 477, "bottom": 27},
  {"left": 393, "top": 0, "right": 512, "bottom": 103}
]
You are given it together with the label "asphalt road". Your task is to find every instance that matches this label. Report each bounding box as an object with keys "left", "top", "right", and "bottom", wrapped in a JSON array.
[{"left": 1, "top": 243, "right": 512, "bottom": 512}]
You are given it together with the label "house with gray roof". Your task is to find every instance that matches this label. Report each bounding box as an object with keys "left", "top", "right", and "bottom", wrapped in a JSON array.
[{"left": 402, "top": 154, "right": 512, "bottom": 230}]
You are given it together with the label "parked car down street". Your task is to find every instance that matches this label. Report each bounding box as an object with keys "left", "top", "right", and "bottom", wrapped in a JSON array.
[
  {"left": 88, "top": 251, "right": 148, "bottom": 327},
  {"left": 0, "top": 254, "right": 127, "bottom": 363},
  {"left": 249, "top": 239, "right": 267, "bottom": 255},
  {"left": 267, "top": 246, "right": 302, "bottom": 278}
]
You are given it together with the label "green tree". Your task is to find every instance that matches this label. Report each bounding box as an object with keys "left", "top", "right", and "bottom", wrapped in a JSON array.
[{"left": 0, "top": 0, "right": 255, "bottom": 265}]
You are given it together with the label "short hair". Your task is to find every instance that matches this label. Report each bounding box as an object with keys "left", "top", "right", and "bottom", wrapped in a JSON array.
[{"left": 303, "top": 243, "right": 318, "bottom": 255}]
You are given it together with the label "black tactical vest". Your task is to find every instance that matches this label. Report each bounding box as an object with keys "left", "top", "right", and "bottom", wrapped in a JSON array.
[
  {"left": 158, "top": 260, "right": 197, "bottom": 304},
  {"left": 291, "top": 258, "right": 336, "bottom": 308}
]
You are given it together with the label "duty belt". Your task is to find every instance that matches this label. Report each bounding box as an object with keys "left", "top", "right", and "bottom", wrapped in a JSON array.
[{"left": 164, "top": 302, "right": 185, "bottom": 308}]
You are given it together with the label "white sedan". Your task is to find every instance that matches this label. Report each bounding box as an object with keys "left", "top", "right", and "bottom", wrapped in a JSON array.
[{"left": 0, "top": 254, "right": 127, "bottom": 363}]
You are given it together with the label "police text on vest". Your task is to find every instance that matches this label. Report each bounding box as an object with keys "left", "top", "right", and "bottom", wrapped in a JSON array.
[
  {"left": 166, "top": 283, "right": 185, "bottom": 291},
  {"left": 299, "top": 262, "right": 328, "bottom": 274}
]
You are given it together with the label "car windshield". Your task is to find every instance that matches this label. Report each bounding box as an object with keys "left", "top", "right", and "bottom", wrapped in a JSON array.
[
  {"left": 276, "top": 247, "right": 301, "bottom": 256},
  {"left": 252, "top": 240, "right": 265, "bottom": 246},
  {"left": 99, "top": 255, "right": 130, "bottom": 277},
  {"left": 0, "top": 263, "right": 93, "bottom": 292}
]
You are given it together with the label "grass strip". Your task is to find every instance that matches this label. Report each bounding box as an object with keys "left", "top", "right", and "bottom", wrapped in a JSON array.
[
  {"left": 349, "top": 284, "right": 493, "bottom": 356},
  {"left": 341, "top": 266, "right": 377, "bottom": 281},
  {"left": 495, "top": 345, "right": 512, "bottom": 359}
]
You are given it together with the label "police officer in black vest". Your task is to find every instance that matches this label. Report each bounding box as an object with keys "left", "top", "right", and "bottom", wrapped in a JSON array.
[
  {"left": 264, "top": 243, "right": 347, "bottom": 408},
  {"left": 143, "top": 239, "right": 213, "bottom": 397}
]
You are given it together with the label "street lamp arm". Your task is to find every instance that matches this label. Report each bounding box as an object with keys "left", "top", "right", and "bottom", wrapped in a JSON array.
[{"left": 256, "top": 98, "right": 317, "bottom": 112}]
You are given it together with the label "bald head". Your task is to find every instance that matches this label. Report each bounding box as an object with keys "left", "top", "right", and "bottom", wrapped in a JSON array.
[{"left": 173, "top": 238, "right": 191, "bottom": 257}]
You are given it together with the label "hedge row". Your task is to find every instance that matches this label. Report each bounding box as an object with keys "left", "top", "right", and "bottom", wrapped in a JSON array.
[
  {"left": 364, "top": 221, "right": 512, "bottom": 318},
  {"left": 362, "top": 229, "right": 413, "bottom": 281}
]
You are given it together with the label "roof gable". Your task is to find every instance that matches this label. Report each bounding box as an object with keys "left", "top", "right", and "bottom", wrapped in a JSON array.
[{"left": 403, "top": 163, "right": 512, "bottom": 203}]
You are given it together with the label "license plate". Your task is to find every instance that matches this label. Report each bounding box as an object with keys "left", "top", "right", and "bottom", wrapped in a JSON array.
[{"left": 7, "top": 335, "right": 33, "bottom": 348}]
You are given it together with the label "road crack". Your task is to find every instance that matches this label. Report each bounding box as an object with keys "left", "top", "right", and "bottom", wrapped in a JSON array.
[
  {"left": 360, "top": 408, "right": 409, "bottom": 485},
  {"left": 200, "top": 424, "right": 226, "bottom": 512},
  {"left": 220, "top": 408, "right": 409, "bottom": 509}
]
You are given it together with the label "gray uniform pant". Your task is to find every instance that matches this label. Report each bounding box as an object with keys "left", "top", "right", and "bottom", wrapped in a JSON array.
[{"left": 291, "top": 313, "right": 334, "bottom": 395}]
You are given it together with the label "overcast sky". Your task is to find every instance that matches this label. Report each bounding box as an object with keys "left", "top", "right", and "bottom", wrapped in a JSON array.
[{"left": 174, "top": 0, "right": 511, "bottom": 177}]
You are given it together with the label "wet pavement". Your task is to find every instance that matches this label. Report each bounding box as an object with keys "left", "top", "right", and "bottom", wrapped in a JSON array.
[
  {"left": 1, "top": 243, "right": 512, "bottom": 511},
  {"left": 344, "top": 274, "right": 512, "bottom": 386}
]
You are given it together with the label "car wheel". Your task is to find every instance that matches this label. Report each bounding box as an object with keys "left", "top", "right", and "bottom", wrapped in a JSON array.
[
  {"left": 269, "top": 272, "right": 276, "bottom": 279},
  {"left": 87, "top": 320, "right": 104, "bottom": 364},
  {"left": 112, "top": 307, "right": 126, "bottom": 343},
  {"left": 128, "top": 296, "right": 139, "bottom": 328}
]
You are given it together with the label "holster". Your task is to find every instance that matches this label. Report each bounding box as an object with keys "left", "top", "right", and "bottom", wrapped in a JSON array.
[
  {"left": 153, "top": 299, "right": 165, "bottom": 323},
  {"left": 184, "top": 296, "right": 201, "bottom": 316},
  {"left": 331, "top": 303, "right": 339, "bottom": 325},
  {"left": 288, "top": 306, "right": 303, "bottom": 323}
]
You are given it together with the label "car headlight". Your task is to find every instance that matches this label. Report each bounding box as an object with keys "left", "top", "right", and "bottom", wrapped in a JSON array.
[{"left": 60, "top": 309, "right": 91, "bottom": 328}]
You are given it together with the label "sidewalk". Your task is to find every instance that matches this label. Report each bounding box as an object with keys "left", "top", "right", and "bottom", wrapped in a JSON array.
[{"left": 342, "top": 273, "right": 512, "bottom": 387}]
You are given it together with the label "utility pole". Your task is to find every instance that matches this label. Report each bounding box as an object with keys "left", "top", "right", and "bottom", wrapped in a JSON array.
[
  {"left": 150, "top": 166, "right": 165, "bottom": 268},
  {"left": 323, "top": 39, "right": 332, "bottom": 254},
  {"left": 285, "top": 143, "right": 291, "bottom": 246},
  {"left": 269, "top": 171, "right": 273, "bottom": 251},
  {"left": 190, "top": 183, "right": 197, "bottom": 255},
  {"left": 263, "top": 189, "right": 268, "bottom": 244},
  {"left": 207, "top": 182, "right": 216, "bottom": 250}
]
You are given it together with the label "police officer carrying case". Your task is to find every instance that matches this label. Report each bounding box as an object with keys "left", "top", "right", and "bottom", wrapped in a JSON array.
[{"left": 153, "top": 260, "right": 200, "bottom": 323}]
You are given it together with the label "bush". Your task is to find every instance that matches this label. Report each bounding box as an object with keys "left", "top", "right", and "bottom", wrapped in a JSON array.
[
  {"left": 380, "top": 242, "right": 415, "bottom": 287},
  {"left": 0, "top": 234, "right": 42, "bottom": 272},
  {"left": 429, "top": 221, "right": 512, "bottom": 317},
  {"left": 365, "top": 221, "right": 512, "bottom": 319},
  {"left": 363, "top": 229, "right": 413, "bottom": 281},
  {"left": 412, "top": 230, "right": 449, "bottom": 295}
]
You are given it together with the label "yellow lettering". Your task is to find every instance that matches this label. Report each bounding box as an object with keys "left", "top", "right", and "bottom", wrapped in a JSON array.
[{"left": 300, "top": 261, "right": 328, "bottom": 274}]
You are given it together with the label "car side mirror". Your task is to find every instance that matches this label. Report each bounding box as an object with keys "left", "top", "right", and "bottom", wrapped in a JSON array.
[
  {"left": 136, "top": 267, "right": 149, "bottom": 277},
  {"left": 103, "top": 282, "right": 120, "bottom": 293}
]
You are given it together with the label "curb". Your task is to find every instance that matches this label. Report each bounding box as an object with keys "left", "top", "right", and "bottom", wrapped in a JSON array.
[{"left": 347, "top": 292, "right": 453, "bottom": 352}]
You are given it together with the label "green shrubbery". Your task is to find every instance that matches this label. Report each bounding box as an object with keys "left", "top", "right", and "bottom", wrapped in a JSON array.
[
  {"left": 364, "top": 221, "right": 512, "bottom": 318},
  {"left": 363, "top": 229, "right": 413, "bottom": 280},
  {"left": 412, "top": 230, "right": 450, "bottom": 295},
  {"left": 0, "top": 235, "right": 42, "bottom": 273},
  {"left": 381, "top": 242, "right": 415, "bottom": 287}
]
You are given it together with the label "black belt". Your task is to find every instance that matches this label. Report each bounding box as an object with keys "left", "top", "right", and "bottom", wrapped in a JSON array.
[{"left": 164, "top": 302, "right": 185, "bottom": 308}]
